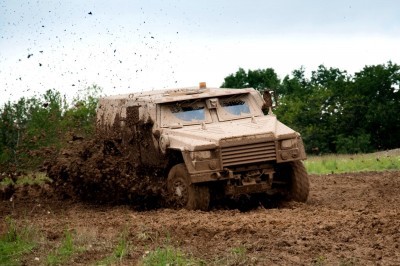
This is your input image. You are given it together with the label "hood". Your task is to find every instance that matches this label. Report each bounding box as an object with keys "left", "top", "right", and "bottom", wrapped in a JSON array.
[{"left": 163, "top": 115, "right": 298, "bottom": 151}]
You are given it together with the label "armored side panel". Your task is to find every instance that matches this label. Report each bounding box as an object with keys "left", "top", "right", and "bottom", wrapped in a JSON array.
[{"left": 96, "top": 95, "right": 165, "bottom": 167}]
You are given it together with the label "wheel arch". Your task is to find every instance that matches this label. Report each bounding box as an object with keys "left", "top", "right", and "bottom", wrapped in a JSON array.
[{"left": 164, "top": 148, "right": 185, "bottom": 177}]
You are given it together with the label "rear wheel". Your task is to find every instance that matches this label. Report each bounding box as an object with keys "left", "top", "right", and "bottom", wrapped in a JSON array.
[{"left": 167, "top": 164, "right": 210, "bottom": 210}]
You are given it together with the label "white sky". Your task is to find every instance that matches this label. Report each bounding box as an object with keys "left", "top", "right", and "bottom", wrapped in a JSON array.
[{"left": 1, "top": 0, "right": 399, "bottom": 105}]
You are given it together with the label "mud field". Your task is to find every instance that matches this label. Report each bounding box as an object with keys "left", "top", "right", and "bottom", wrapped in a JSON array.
[{"left": 1, "top": 170, "right": 400, "bottom": 265}]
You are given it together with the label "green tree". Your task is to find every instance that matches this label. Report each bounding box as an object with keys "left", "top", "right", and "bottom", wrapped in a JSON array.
[
  {"left": 275, "top": 65, "right": 354, "bottom": 153},
  {"left": 221, "top": 63, "right": 399, "bottom": 154},
  {"left": 0, "top": 85, "right": 102, "bottom": 171},
  {"left": 221, "top": 67, "right": 280, "bottom": 91},
  {"left": 221, "top": 68, "right": 248, "bottom": 88},
  {"left": 0, "top": 99, "right": 29, "bottom": 169},
  {"left": 0, "top": 90, "right": 67, "bottom": 169},
  {"left": 62, "top": 84, "right": 102, "bottom": 136},
  {"left": 343, "top": 62, "right": 400, "bottom": 150}
]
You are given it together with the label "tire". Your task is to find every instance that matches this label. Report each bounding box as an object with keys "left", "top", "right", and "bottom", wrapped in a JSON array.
[
  {"left": 287, "top": 161, "right": 310, "bottom": 202},
  {"left": 167, "top": 163, "right": 210, "bottom": 211}
]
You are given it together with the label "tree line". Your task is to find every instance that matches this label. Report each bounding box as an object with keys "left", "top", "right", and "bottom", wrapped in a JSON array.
[
  {"left": 1, "top": 62, "right": 399, "bottom": 171},
  {"left": 222, "top": 62, "right": 400, "bottom": 154},
  {"left": 0, "top": 85, "right": 101, "bottom": 171}
]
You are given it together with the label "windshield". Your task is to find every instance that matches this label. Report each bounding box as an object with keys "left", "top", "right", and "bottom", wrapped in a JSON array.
[
  {"left": 160, "top": 94, "right": 260, "bottom": 127},
  {"left": 171, "top": 105, "right": 206, "bottom": 121},
  {"left": 220, "top": 99, "right": 250, "bottom": 116},
  {"left": 161, "top": 101, "right": 211, "bottom": 127},
  {"left": 216, "top": 94, "right": 256, "bottom": 121}
]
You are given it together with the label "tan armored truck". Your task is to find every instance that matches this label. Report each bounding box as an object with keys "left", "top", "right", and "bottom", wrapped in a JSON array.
[{"left": 96, "top": 83, "right": 309, "bottom": 210}]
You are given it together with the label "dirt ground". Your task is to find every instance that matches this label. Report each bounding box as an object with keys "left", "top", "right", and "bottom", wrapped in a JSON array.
[{"left": 1, "top": 170, "right": 399, "bottom": 265}]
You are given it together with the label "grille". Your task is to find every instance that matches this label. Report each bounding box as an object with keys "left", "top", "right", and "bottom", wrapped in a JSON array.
[{"left": 221, "top": 141, "right": 276, "bottom": 167}]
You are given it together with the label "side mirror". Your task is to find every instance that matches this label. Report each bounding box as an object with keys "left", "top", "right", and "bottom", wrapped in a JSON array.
[{"left": 262, "top": 90, "right": 277, "bottom": 112}]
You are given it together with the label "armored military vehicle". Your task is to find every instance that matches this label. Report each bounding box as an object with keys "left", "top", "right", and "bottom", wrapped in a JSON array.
[{"left": 96, "top": 83, "right": 309, "bottom": 210}]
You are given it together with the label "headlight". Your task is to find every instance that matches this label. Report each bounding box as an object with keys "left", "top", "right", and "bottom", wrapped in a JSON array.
[
  {"left": 190, "top": 151, "right": 212, "bottom": 160},
  {"left": 281, "top": 139, "right": 296, "bottom": 149}
]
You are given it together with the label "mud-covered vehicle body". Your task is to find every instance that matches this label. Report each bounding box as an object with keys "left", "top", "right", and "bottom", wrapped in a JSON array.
[{"left": 96, "top": 84, "right": 309, "bottom": 210}]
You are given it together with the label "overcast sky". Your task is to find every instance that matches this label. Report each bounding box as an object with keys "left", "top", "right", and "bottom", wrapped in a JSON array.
[{"left": 1, "top": 0, "right": 399, "bottom": 104}]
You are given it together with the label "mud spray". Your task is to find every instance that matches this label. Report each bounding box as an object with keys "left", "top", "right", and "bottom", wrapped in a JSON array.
[{"left": 46, "top": 128, "right": 166, "bottom": 210}]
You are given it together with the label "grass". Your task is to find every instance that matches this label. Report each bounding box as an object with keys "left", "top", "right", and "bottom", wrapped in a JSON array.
[
  {"left": 211, "top": 246, "right": 252, "bottom": 265},
  {"left": 230, "top": 246, "right": 247, "bottom": 261},
  {"left": 141, "top": 245, "right": 203, "bottom": 266},
  {"left": 15, "top": 172, "right": 51, "bottom": 186},
  {"left": 305, "top": 151, "right": 400, "bottom": 174},
  {"left": 0, "top": 217, "right": 37, "bottom": 266},
  {"left": 97, "top": 230, "right": 131, "bottom": 266},
  {"left": 0, "top": 177, "right": 14, "bottom": 186},
  {"left": 0, "top": 172, "right": 50, "bottom": 187},
  {"left": 140, "top": 243, "right": 251, "bottom": 266},
  {"left": 46, "top": 230, "right": 83, "bottom": 266}
]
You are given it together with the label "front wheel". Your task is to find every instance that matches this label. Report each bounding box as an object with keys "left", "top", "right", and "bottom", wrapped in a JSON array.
[
  {"left": 288, "top": 161, "right": 310, "bottom": 202},
  {"left": 167, "top": 164, "right": 210, "bottom": 210},
  {"left": 276, "top": 161, "right": 310, "bottom": 202}
]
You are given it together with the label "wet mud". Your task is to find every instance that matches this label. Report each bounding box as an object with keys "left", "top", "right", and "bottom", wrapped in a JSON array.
[{"left": 1, "top": 171, "right": 399, "bottom": 265}]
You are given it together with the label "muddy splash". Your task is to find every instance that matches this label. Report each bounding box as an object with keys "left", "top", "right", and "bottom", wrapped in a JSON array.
[{"left": 46, "top": 135, "right": 166, "bottom": 209}]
